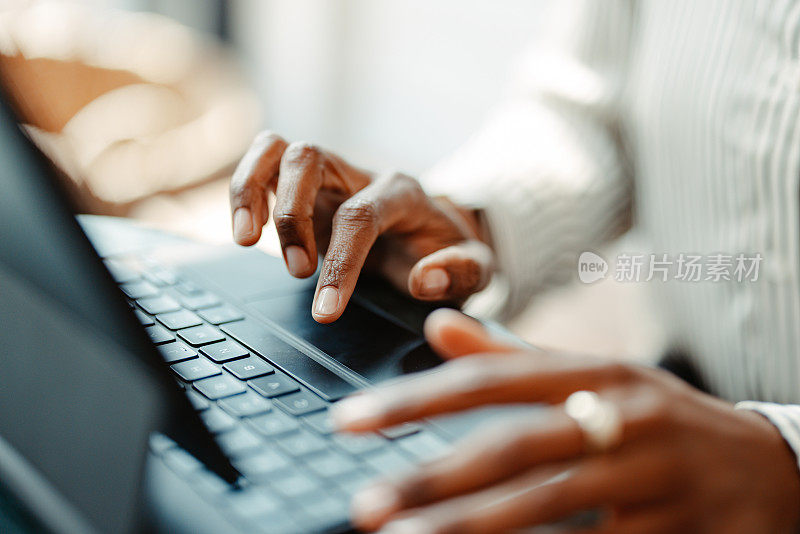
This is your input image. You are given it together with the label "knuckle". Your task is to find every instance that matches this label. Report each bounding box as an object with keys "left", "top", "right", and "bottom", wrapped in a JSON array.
[
  {"left": 284, "top": 140, "right": 321, "bottom": 163},
  {"left": 335, "top": 197, "right": 381, "bottom": 227},
  {"left": 600, "top": 361, "right": 637, "bottom": 383},
  {"left": 320, "top": 248, "right": 358, "bottom": 285}
]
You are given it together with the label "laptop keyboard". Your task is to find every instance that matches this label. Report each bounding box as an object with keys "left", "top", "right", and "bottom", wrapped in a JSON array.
[{"left": 104, "top": 257, "right": 451, "bottom": 534}]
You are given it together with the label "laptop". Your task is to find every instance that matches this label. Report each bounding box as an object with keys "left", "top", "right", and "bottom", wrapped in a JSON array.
[{"left": 0, "top": 90, "right": 492, "bottom": 533}]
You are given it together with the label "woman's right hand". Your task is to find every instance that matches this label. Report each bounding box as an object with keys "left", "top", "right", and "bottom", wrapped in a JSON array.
[{"left": 229, "top": 131, "right": 495, "bottom": 323}]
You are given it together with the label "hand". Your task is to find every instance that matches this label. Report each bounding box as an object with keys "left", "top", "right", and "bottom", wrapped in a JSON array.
[
  {"left": 332, "top": 309, "right": 800, "bottom": 533},
  {"left": 229, "top": 132, "right": 494, "bottom": 323}
]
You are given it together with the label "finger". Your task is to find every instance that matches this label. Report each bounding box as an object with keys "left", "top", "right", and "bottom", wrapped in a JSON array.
[
  {"left": 423, "top": 308, "right": 518, "bottom": 359},
  {"left": 272, "top": 141, "right": 327, "bottom": 277},
  {"left": 229, "top": 131, "right": 287, "bottom": 246},
  {"left": 350, "top": 410, "right": 583, "bottom": 530},
  {"left": 371, "top": 448, "right": 680, "bottom": 534},
  {"left": 312, "top": 173, "right": 425, "bottom": 323},
  {"left": 332, "top": 354, "right": 636, "bottom": 431},
  {"left": 407, "top": 240, "right": 494, "bottom": 301},
  {"left": 572, "top": 504, "right": 689, "bottom": 534}
]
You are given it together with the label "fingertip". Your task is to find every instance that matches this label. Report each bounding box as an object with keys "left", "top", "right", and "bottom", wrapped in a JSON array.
[
  {"left": 232, "top": 207, "right": 256, "bottom": 246},
  {"left": 284, "top": 245, "right": 314, "bottom": 278}
]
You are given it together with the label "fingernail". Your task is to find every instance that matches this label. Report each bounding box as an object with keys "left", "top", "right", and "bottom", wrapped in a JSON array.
[
  {"left": 232, "top": 207, "right": 253, "bottom": 243},
  {"left": 420, "top": 268, "right": 449, "bottom": 296},
  {"left": 331, "top": 395, "right": 382, "bottom": 429},
  {"left": 284, "top": 245, "right": 310, "bottom": 276},
  {"left": 381, "top": 517, "right": 434, "bottom": 534},
  {"left": 351, "top": 485, "right": 400, "bottom": 528},
  {"left": 314, "top": 286, "right": 340, "bottom": 317}
]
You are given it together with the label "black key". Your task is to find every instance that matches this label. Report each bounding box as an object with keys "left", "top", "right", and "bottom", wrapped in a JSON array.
[
  {"left": 224, "top": 356, "right": 274, "bottom": 380},
  {"left": 198, "top": 305, "right": 244, "bottom": 325},
  {"left": 162, "top": 448, "right": 203, "bottom": 475},
  {"left": 157, "top": 309, "right": 203, "bottom": 330},
  {"left": 178, "top": 291, "right": 221, "bottom": 310},
  {"left": 248, "top": 410, "right": 300, "bottom": 438},
  {"left": 175, "top": 280, "right": 203, "bottom": 296},
  {"left": 178, "top": 325, "right": 225, "bottom": 346},
  {"left": 362, "top": 449, "right": 414, "bottom": 476},
  {"left": 158, "top": 342, "right": 197, "bottom": 363},
  {"left": 145, "top": 324, "right": 175, "bottom": 345},
  {"left": 273, "top": 429, "right": 328, "bottom": 457},
  {"left": 186, "top": 390, "right": 210, "bottom": 411},
  {"left": 394, "top": 431, "right": 451, "bottom": 462},
  {"left": 222, "top": 319, "right": 356, "bottom": 401},
  {"left": 104, "top": 259, "right": 140, "bottom": 283},
  {"left": 219, "top": 391, "right": 272, "bottom": 418},
  {"left": 200, "top": 407, "right": 237, "bottom": 434},
  {"left": 225, "top": 487, "right": 282, "bottom": 519},
  {"left": 120, "top": 280, "right": 159, "bottom": 299},
  {"left": 194, "top": 374, "right": 247, "bottom": 400},
  {"left": 379, "top": 422, "right": 421, "bottom": 440},
  {"left": 134, "top": 309, "right": 154, "bottom": 326},
  {"left": 200, "top": 340, "right": 249, "bottom": 363},
  {"left": 137, "top": 294, "right": 180, "bottom": 315},
  {"left": 171, "top": 358, "right": 221, "bottom": 381},
  {"left": 301, "top": 411, "right": 334, "bottom": 435},
  {"left": 249, "top": 373, "right": 299, "bottom": 398},
  {"left": 272, "top": 390, "right": 327, "bottom": 416},
  {"left": 270, "top": 468, "right": 321, "bottom": 499},
  {"left": 332, "top": 433, "right": 388, "bottom": 456},
  {"left": 216, "top": 427, "right": 263, "bottom": 457},
  {"left": 304, "top": 450, "right": 359, "bottom": 479},
  {"left": 234, "top": 450, "right": 290, "bottom": 480}
]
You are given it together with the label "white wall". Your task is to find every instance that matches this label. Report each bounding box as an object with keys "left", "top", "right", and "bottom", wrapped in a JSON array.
[{"left": 231, "top": 0, "right": 549, "bottom": 174}]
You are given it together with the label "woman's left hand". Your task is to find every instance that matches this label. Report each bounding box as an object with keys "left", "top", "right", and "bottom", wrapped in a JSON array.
[{"left": 332, "top": 309, "right": 800, "bottom": 533}]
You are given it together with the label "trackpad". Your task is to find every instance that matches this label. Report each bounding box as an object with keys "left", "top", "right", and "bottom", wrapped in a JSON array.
[{"left": 246, "top": 291, "right": 443, "bottom": 384}]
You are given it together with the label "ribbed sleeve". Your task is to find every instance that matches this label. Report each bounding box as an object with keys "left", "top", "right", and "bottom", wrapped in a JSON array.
[
  {"left": 735, "top": 402, "right": 800, "bottom": 472},
  {"left": 420, "top": 0, "right": 634, "bottom": 320}
]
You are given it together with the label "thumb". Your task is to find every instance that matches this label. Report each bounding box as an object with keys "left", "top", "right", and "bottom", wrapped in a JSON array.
[
  {"left": 423, "top": 308, "right": 517, "bottom": 359},
  {"left": 407, "top": 240, "right": 494, "bottom": 302}
]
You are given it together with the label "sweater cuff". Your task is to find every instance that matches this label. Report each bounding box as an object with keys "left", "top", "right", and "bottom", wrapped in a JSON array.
[{"left": 735, "top": 401, "right": 800, "bottom": 471}]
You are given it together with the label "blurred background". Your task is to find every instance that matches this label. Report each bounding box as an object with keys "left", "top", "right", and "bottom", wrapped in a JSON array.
[{"left": 0, "top": 0, "right": 662, "bottom": 360}]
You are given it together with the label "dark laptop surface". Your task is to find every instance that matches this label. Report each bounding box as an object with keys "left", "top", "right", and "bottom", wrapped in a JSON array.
[{"left": 0, "top": 91, "right": 461, "bottom": 534}]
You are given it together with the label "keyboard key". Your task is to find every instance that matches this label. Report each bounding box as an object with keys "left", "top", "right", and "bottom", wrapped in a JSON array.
[
  {"left": 200, "top": 340, "right": 249, "bottom": 363},
  {"left": 185, "top": 390, "right": 210, "bottom": 411},
  {"left": 394, "top": 431, "right": 452, "bottom": 462},
  {"left": 225, "top": 487, "right": 282, "bottom": 519},
  {"left": 248, "top": 410, "right": 300, "bottom": 438},
  {"left": 379, "top": 422, "right": 421, "bottom": 440},
  {"left": 246, "top": 512, "right": 302, "bottom": 534},
  {"left": 304, "top": 450, "right": 359, "bottom": 479},
  {"left": 178, "top": 291, "right": 221, "bottom": 310},
  {"left": 200, "top": 407, "right": 237, "bottom": 433},
  {"left": 157, "top": 342, "right": 197, "bottom": 364},
  {"left": 134, "top": 309, "right": 154, "bottom": 326},
  {"left": 362, "top": 449, "right": 415, "bottom": 477},
  {"left": 270, "top": 468, "right": 321, "bottom": 499},
  {"left": 216, "top": 427, "right": 263, "bottom": 457},
  {"left": 334, "top": 470, "right": 375, "bottom": 496},
  {"left": 137, "top": 294, "right": 181, "bottom": 315},
  {"left": 149, "top": 433, "right": 176, "bottom": 455},
  {"left": 194, "top": 374, "right": 247, "bottom": 400},
  {"left": 274, "top": 429, "right": 328, "bottom": 457},
  {"left": 198, "top": 305, "right": 244, "bottom": 325},
  {"left": 219, "top": 391, "right": 272, "bottom": 418},
  {"left": 120, "top": 280, "right": 159, "bottom": 299},
  {"left": 175, "top": 280, "right": 203, "bottom": 296},
  {"left": 224, "top": 356, "right": 274, "bottom": 380},
  {"left": 190, "top": 470, "right": 230, "bottom": 497},
  {"left": 301, "top": 411, "right": 334, "bottom": 435},
  {"left": 222, "top": 320, "right": 356, "bottom": 401},
  {"left": 171, "top": 358, "right": 221, "bottom": 381},
  {"left": 145, "top": 325, "right": 175, "bottom": 345},
  {"left": 249, "top": 373, "right": 300, "bottom": 398},
  {"left": 157, "top": 309, "right": 203, "bottom": 330},
  {"left": 299, "top": 493, "right": 350, "bottom": 528},
  {"left": 234, "top": 450, "right": 291, "bottom": 480},
  {"left": 178, "top": 325, "right": 225, "bottom": 346},
  {"left": 332, "top": 433, "right": 388, "bottom": 456},
  {"left": 272, "top": 390, "right": 327, "bottom": 416},
  {"left": 104, "top": 259, "right": 140, "bottom": 283},
  {"left": 162, "top": 448, "right": 203, "bottom": 475}
]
